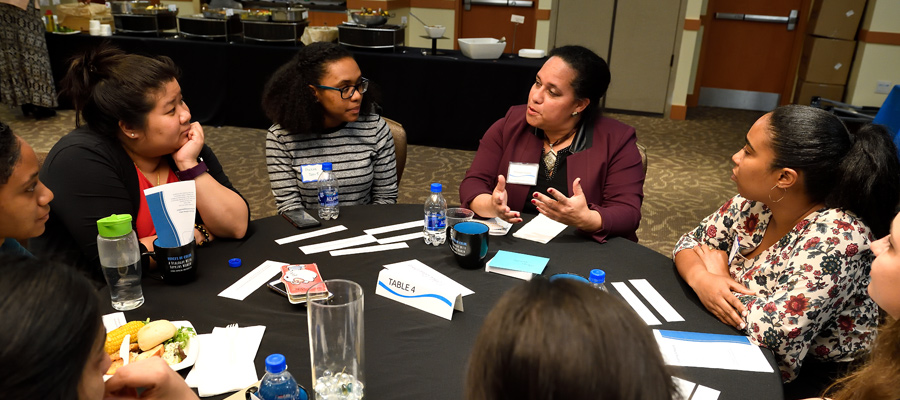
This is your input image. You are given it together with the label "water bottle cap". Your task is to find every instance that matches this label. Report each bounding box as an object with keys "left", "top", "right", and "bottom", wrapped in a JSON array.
[
  {"left": 228, "top": 258, "right": 242, "bottom": 268},
  {"left": 589, "top": 269, "right": 606, "bottom": 284},
  {"left": 430, "top": 183, "right": 442, "bottom": 192},
  {"left": 265, "top": 354, "right": 287, "bottom": 373},
  {"left": 322, "top": 162, "right": 333, "bottom": 171},
  {"left": 97, "top": 214, "right": 133, "bottom": 237}
]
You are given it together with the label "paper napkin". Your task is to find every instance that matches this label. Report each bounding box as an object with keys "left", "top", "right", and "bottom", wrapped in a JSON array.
[{"left": 185, "top": 325, "right": 266, "bottom": 397}]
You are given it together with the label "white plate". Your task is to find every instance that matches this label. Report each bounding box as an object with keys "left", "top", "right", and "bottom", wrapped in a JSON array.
[
  {"left": 104, "top": 320, "right": 199, "bottom": 379},
  {"left": 51, "top": 30, "right": 81, "bottom": 35},
  {"left": 518, "top": 48, "right": 546, "bottom": 58}
]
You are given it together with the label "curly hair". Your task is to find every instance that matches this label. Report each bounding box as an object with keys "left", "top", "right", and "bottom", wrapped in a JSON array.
[
  {"left": 262, "top": 42, "right": 377, "bottom": 135},
  {"left": 825, "top": 316, "right": 900, "bottom": 400},
  {"left": 59, "top": 42, "right": 180, "bottom": 139},
  {"left": 0, "top": 121, "right": 21, "bottom": 186}
]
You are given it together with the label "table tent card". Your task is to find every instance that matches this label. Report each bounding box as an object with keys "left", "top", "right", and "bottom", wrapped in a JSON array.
[
  {"left": 485, "top": 250, "right": 549, "bottom": 281},
  {"left": 653, "top": 330, "right": 774, "bottom": 373},
  {"left": 375, "top": 262, "right": 465, "bottom": 320}
]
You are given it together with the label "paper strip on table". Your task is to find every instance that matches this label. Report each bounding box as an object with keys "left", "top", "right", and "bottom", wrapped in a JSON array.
[
  {"left": 364, "top": 220, "right": 423, "bottom": 235},
  {"left": 299, "top": 234, "right": 377, "bottom": 254},
  {"left": 611, "top": 281, "right": 661, "bottom": 325},
  {"left": 218, "top": 260, "right": 286, "bottom": 300},
  {"left": 376, "top": 232, "right": 423, "bottom": 244},
  {"left": 629, "top": 279, "right": 685, "bottom": 322},
  {"left": 330, "top": 242, "right": 408, "bottom": 256},
  {"left": 275, "top": 225, "right": 347, "bottom": 245},
  {"left": 691, "top": 385, "right": 721, "bottom": 400}
]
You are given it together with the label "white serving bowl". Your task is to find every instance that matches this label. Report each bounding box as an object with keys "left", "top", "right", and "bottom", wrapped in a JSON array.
[
  {"left": 458, "top": 38, "right": 506, "bottom": 59},
  {"left": 423, "top": 25, "right": 445, "bottom": 38}
]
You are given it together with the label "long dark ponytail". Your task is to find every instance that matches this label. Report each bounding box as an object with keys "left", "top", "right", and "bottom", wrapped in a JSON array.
[{"left": 768, "top": 105, "right": 900, "bottom": 237}]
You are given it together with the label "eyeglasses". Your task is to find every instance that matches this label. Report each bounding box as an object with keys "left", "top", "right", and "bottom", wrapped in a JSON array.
[{"left": 314, "top": 78, "right": 369, "bottom": 99}]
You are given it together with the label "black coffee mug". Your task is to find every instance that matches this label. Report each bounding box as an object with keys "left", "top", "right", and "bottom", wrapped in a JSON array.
[
  {"left": 144, "top": 240, "right": 197, "bottom": 284},
  {"left": 450, "top": 221, "right": 490, "bottom": 269}
]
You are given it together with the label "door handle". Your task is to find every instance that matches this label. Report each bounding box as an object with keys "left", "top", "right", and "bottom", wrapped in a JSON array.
[
  {"left": 715, "top": 9, "right": 799, "bottom": 31},
  {"left": 468, "top": 0, "right": 534, "bottom": 7}
]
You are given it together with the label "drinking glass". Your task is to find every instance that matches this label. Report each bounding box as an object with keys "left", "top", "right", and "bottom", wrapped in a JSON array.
[{"left": 307, "top": 280, "right": 365, "bottom": 400}]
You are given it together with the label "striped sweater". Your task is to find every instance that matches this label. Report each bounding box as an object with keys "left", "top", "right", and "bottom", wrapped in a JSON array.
[{"left": 266, "top": 114, "right": 398, "bottom": 212}]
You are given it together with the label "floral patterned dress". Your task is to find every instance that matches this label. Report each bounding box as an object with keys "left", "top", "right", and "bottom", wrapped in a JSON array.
[{"left": 673, "top": 194, "right": 878, "bottom": 382}]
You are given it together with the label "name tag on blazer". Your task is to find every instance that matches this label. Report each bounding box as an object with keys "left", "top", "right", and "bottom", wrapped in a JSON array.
[
  {"left": 300, "top": 163, "right": 324, "bottom": 183},
  {"left": 507, "top": 162, "right": 538, "bottom": 186}
]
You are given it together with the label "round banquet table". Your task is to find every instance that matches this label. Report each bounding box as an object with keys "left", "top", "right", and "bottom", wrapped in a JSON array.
[{"left": 103, "top": 204, "right": 785, "bottom": 400}]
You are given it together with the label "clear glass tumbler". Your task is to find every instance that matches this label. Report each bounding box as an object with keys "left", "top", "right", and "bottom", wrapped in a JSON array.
[{"left": 307, "top": 279, "right": 365, "bottom": 400}]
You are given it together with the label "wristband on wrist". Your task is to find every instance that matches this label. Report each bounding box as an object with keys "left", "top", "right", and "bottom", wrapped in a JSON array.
[
  {"left": 195, "top": 224, "right": 210, "bottom": 247},
  {"left": 175, "top": 159, "right": 208, "bottom": 181}
]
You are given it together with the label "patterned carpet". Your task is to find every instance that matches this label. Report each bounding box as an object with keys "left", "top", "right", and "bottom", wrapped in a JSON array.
[{"left": 1, "top": 105, "right": 765, "bottom": 256}]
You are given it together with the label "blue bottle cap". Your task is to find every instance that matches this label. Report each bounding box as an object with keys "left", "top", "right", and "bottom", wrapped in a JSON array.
[
  {"left": 589, "top": 269, "right": 606, "bottom": 284},
  {"left": 322, "top": 162, "right": 333, "bottom": 171},
  {"left": 265, "top": 354, "right": 287, "bottom": 373},
  {"left": 228, "top": 258, "right": 242, "bottom": 268},
  {"left": 430, "top": 182, "right": 442, "bottom": 192}
]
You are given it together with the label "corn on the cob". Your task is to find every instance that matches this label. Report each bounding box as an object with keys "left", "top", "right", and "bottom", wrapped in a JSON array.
[{"left": 104, "top": 321, "right": 145, "bottom": 355}]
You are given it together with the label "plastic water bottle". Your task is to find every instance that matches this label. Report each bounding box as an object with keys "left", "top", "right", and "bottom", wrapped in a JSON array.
[
  {"left": 259, "top": 354, "right": 306, "bottom": 400},
  {"left": 423, "top": 183, "right": 447, "bottom": 246},
  {"left": 589, "top": 269, "right": 608, "bottom": 292},
  {"left": 317, "top": 162, "right": 339, "bottom": 220},
  {"left": 96, "top": 214, "right": 144, "bottom": 311}
]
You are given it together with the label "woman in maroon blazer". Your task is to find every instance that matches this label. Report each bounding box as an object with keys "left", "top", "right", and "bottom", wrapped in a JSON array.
[{"left": 459, "top": 45, "right": 645, "bottom": 243}]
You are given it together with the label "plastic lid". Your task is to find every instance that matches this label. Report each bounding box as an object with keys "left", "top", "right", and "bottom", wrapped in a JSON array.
[
  {"left": 322, "top": 162, "right": 333, "bottom": 171},
  {"left": 589, "top": 269, "right": 606, "bottom": 284},
  {"left": 265, "top": 354, "right": 287, "bottom": 373},
  {"left": 430, "top": 182, "right": 442, "bottom": 193},
  {"left": 97, "top": 214, "right": 133, "bottom": 238},
  {"left": 228, "top": 258, "right": 242, "bottom": 268}
]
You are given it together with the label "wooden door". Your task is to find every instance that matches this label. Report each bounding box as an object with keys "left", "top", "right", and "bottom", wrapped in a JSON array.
[
  {"left": 694, "top": 0, "right": 809, "bottom": 111},
  {"left": 458, "top": 1, "right": 536, "bottom": 53}
]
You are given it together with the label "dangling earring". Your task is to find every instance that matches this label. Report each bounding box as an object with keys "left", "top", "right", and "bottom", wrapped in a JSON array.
[
  {"left": 571, "top": 111, "right": 579, "bottom": 116},
  {"left": 768, "top": 184, "right": 787, "bottom": 203}
]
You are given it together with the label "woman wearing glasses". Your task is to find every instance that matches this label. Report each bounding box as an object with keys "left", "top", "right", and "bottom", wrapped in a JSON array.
[
  {"left": 459, "top": 45, "right": 644, "bottom": 243},
  {"left": 263, "top": 42, "right": 398, "bottom": 213}
]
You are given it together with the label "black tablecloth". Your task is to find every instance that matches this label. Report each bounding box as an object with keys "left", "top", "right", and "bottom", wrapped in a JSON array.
[
  {"left": 105, "top": 204, "right": 784, "bottom": 400},
  {"left": 45, "top": 33, "right": 544, "bottom": 150}
]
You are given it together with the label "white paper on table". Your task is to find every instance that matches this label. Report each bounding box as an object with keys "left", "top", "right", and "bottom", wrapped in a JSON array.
[
  {"left": 384, "top": 259, "right": 474, "bottom": 296},
  {"left": 691, "top": 385, "right": 721, "bottom": 400},
  {"left": 653, "top": 330, "right": 774, "bottom": 373},
  {"left": 376, "top": 232, "right": 423, "bottom": 244},
  {"left": 330, "top": 242, "right": 408, "bottom": 256},
  {"left": 102, "top": 312, "right": 127, "bottom": 333},
  {"left": 672, "top": 377, "right": 697, "bottom": 399},
  {"left": 512, "top": 213, "right": 567, "bottom": 243},
  {"left": 611, "top": 282, "right": 661, "bottom": 325},
  {"left": 629, "top": 279, "right": 685, "bottom": 322},
  {"left": 485, "top": 255, "right": 534, "bottom": 281},
  {"left": 482, "top": 217, "right": 513, "bottom": 236},
  {"left": 144, "top": 180, "right": 196, "bottom": 247},
  {"left": 275, "top": 225, "right": 347, "bottom": 245},
  {"left": 218, "top": 260, "right": 286, "bottom": 301},
  {"left": 185, "top": 325, "right": 265, "bottom": 397},
  {"left": 364, "top": 220, "right": 423, "bottom": 235},
  {"left": 299, "top": 234, "right": 377, "bottom": 254}
]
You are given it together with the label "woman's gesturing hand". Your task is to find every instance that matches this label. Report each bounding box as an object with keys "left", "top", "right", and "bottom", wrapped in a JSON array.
[
  {"left": 531, "top": 178, "right": 601, "bottom": 232},
  {"left": 491, "top": 175, "right": 523, "bottom": 223}
]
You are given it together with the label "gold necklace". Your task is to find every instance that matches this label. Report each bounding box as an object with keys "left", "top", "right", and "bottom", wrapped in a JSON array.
[{"left": 542, "top": 128, "right": 576, "bottom": 171}]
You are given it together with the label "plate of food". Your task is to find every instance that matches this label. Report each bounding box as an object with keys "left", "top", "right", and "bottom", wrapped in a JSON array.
[{"left": 105, "top": 319, "right": 198, "bottom": 376}]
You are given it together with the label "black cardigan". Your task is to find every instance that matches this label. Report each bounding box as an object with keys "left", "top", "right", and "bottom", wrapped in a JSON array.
[{"left": 32, "top": 127, "right": 248, "bottom": 280}]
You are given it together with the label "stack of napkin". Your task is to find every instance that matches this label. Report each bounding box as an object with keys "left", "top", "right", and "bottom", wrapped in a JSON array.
[{"left": 185, "top": 325, "right": 266, "bottom": 397}]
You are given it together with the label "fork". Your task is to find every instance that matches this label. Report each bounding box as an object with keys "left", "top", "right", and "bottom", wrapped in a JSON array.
[{"left": 225, "top": 323, "right": 238, "bottom": 364}]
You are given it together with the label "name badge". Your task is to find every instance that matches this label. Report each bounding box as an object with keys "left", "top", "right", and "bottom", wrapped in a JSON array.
[
  {"left": 300, "top": 163, "right": 324, "bottom": 183},
  {"left": 375, "top": 269, "right": 464, "bottom": 320},
  {"left": 506, "top": 162, "right": 539, "bottom": 186}
]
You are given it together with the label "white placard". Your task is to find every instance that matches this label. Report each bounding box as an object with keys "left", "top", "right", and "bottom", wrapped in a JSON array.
[
  {"left": 299, "top": 234, "right": 377, "bottom": 254},
  {"left": 629, "top": 279, "right": 684, "bottom": 322},
  {"left": 275, "top": 225, "right": 347, "bottom": 245},
  {"left": 375, "top": 269, "right": 463, "bottom": 320},
  {"left": 611, "top": 281, "right": 662, "bottom": 325},
  {"left": 383, "top": 259, "right": 474, "bottom": 297},
  {"left": 218, "top": 260, "right": 286, "bottom": 301}
]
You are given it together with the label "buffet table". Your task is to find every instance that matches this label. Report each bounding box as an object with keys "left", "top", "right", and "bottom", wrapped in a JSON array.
[
  {"left": 103, "top": 204, "right": 784, "bottom": 400},
  {"left": 45, "top": 33, "right": 543, "bottom": 150}
]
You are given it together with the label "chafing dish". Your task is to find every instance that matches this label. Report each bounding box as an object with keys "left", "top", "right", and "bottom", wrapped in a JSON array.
[
  {"left": 338, "top": 23, "right": 405, "bottom": 49},
  {"left": 271, "top": 6, "right": 308, "bottom": 22}
]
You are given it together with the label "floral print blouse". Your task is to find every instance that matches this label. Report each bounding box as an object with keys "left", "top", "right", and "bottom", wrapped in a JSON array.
[{"left": 673, "top": 195, "right": 878, "bottom": 382}]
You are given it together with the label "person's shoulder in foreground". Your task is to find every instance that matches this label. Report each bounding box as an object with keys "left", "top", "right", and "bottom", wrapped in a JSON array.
[{"left": 0, "top": 254, "right": 198, "bottom": 399}]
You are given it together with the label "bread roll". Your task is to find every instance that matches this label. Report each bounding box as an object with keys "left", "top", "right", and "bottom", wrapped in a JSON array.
[{"left": 137, "top": 320, "right": 177, "bottom": 351}]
